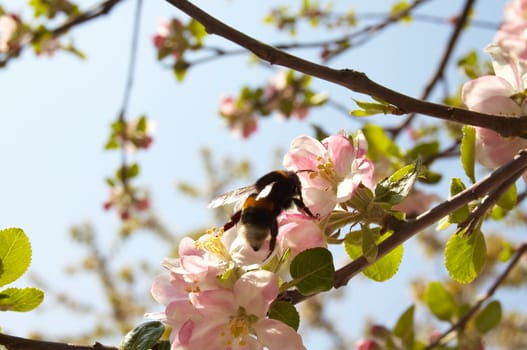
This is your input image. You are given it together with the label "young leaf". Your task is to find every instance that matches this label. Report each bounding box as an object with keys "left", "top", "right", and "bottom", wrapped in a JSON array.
[
  {"left": 289, "top": 248, "right": 334, "bottom": 295},
  {"left": 475, "top": 300, "right": 502, "bottom": 333},
  {"left": 374, "top": 161, "right": 420, "bottom": 205},
  {"left": 0, "top": 287, "right": 44, "bottom": 312},
  {"left": 461, "top": 125, "right": 476, "bottom": 183},
  {"left": 424, "top": 281, "right": 458, "bottom": 322},
  {"left": 120, "top": 321, "right": 165, "bottom": 350},
  {"left": 393, "top": 305, "right": 415, "bottom": 348},
  {"left": 361, "top": 225, "right": 378, "bottom": 263},
  {"left": 445, "top": 230, "right": 487, "bottom": 284},
  {"left": 362, "top": 124, "right": 402, "bottom": 162},
  {"left": 448, "top": 178, "right": 470, "bottom": 224},
  {"left": 406, "top": 141, "right": 439, "bottom": 160},
  {"left": 344, "top": 230, "right": 404, "bottom": 282},
  {"left": 496, "top": 183, "right": 517, "bottom": 211},
  {"left": 0, "top": 228, "right": 32, "bottom": 287},
  {"left": 268, "top": 301, "right": 300, "bottom": 331},
  {"left": 351, "top": 99, "right": 392, "bottom": 117}
]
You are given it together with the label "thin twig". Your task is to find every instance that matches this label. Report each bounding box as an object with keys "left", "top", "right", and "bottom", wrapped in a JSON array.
[
  {"left": 425, "top": 242, "right": 527, "bottom": 349},
  {"left": 0, "top": 333, "right": 116, "bottom": 350},
  {"left": 0, "top": 0, "right": 125, "bottom": 66},
  {"left": 164, "top": 0, "right": 527, "bottom": 138},
  {"left": 118, "top": 0, "right": 143, "bottom": 189},
  {"left": 391, "top": 0, "right": 477, "bottom": 138}
]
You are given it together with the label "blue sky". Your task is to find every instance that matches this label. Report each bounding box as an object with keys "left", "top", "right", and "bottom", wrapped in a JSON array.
[{"left": 0, "top": 0, "right": 513, "bottom": 347}]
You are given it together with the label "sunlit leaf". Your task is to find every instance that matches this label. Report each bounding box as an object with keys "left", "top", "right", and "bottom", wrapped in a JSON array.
[
  {"left": 461, "top": 125, "right": 476, "bottom": 183},
  {"left": 362, "top": 124, "right": 402, "bottom": 162},
  {"left": 0, "top": 287, "right": 43, "bottom": 312},
  {"left": 0, "top": 228, "right": 31, "bottom": 287},
  {"left": 344, "top": 230, "right": 403, "bottom": 282},
  {"left": 375, "top": 161, "right": 420, "bottom": 205},
  {"left": 391, "top": 1, "right": 412, "bottom": 22},
  {"left": 496, "top": 183, "right": 517, "bottom": 211},
  {"left": 448, "top": 178, "right": 470, "bottom": 224},
  {"left": 445, "top": 230, "right": 486, "bottom": 284}
]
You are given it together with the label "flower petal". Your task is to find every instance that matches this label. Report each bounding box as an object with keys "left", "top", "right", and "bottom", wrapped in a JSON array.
[
  {"left": 190, "top": 289, "right": 236, "bottom": 314},
  {"left": 323, "top": 134, "right": 354, "bottom": 178},
  {"left": 234, "top": 270, "right": 277, "bottom": 316},
  {"left": 255, "top": 319, "right": 306, "bottom": 350},
  {"left": 462, "top": 76, "right": 517, "bottom": 113},
  {"left": 284, "top": 135, "right": 326, "bottom": 171}
]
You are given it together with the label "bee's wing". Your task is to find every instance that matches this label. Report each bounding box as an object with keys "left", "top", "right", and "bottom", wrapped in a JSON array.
[{"left": 208, "top": 185, "right": 257, "bottom": 208}]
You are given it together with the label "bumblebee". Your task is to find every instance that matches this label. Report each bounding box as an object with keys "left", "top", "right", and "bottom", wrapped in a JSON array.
[{"left": 208, "top": 170, "right": 316, "bottom": 257}]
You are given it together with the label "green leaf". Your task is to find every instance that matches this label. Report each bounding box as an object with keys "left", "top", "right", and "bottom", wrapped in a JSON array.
[
  {"left": 188, "top": 19, "right": 207, "bottom": 45},
  {"left": 0, "top": 228, "right": 32, "bottom": 287},
  {"left": 289, "top": 248, "right": 334, "bottom": 295},
  {"left": 136, "top": 115, "right": 148, "bottom": 132},
  {"left": 496, "top": 183, "right": 517, "bottom": 211},
  {"left": 351, "top": 99, "right": 397, "bottom": 117},
  {"left": 498, "top": 241, "right": 514, "bottom": 262},
  {"left": 406, "top": 141, "right": 439, "bottom": 160},
  {"left": 344, "top": 230, "right": 404, "bottom": 282},
  {"left": 120, "top": 321, "right": 165, "bottom": 350},
  {"left": 448, "top": 178, "right": 470, "bottom": 224},
  {"left": 445, "top": 230, "right": 487, "bottom": 284},
  {"left": 375, "top": 161, "right": 420, "bottom": 205},
  {"left": 268, "top": 301, "right": 300, "bottom": 331},
  {"left": 0, "top": 287, "right": 44, "bottom": 312},
  {"left": 117, "top": 163, "right": 140, "bottom": 181},
  {"left": 424, "top": 281, "right": 458, "bottom": 322},
  {"left": 361, "top": 225, "right": 378, "bottom": 263},
  {"left": 362, "top": 124, "right": 402, "bottom": 162},
  {"left": 391, "top": 1, "right": 412, "bottom": 22},
  {"left": 461, "top": 126, "right": 476, "bottom": 183},
  {"left": 475, "top": 300, "right": 502, "bottom": 333},
  {"left": 393, "top": 305, "right": 415, "bottom": 348},
  {"left": 173, "top": 61, "right": 190, "bottom": 82}
]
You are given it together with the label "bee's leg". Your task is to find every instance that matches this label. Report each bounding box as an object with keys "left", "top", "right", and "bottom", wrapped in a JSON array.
[
  {"left": 291, "top": 198, "right": 317, "bottom": 218},
  {"left": 223, "top": 210, "right": 241, "bottom": 231},
  {"left": 265, "top": 219, "right": 279, "bottom": 260}
]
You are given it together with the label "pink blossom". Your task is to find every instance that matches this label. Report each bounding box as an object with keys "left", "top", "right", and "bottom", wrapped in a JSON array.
[
  {"left": 0, "top": 15, "right": 17, "bottom": 52},
  {"left": 495, "top": 0, "right": 527, "bottom": 58},
  {"left": 188, "top": 270, "right": 305, "bottom": 350},
  {"left": 461, "top": 44, "right": 527, "bottom": 175},
  {"left": 283, "top": 132, "right": 374, "bottom": 216},
  {"left": 355, "top": 339, "right": 380, "bottom": 350},
  {"left": 219, "top": 96, "right": 258, "bottom": 139},
  {"left": 277, "top": 212, "right": 326, "bottom": 258}
]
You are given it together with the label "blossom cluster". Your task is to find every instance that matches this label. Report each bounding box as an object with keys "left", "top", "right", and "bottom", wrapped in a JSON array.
[
  {"left": 0, "top": 14, "right": 26, "bottom": 56},
  {"left": 103, "top": 117, "right": 155, "bottom": 224},
  {"left": 461, "top": 0, "right": 527, "bottom": 180},
  {"left": 147, "top": 132, "right": 374, "bottom": 349},
  {"left": 219, "top": 70, "right": 328, "bottom": 139}
]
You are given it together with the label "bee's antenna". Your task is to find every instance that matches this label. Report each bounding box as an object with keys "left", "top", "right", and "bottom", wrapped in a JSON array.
[{"left": 295, "top": 169, "right": 315, "bottom": 174}]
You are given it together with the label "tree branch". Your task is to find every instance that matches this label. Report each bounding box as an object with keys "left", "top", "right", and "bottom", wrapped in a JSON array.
[
  {"left": 0, "top": 333, "right": 116, "bottom": 350},
  {"left": 280, "top": 149, "right": 527, "bottom": 304},
  {"left": 0, "top": 0, "right": 126, "bottom": 66},
  {"left": 391, "top": 0, "right": 476, "bottom": 137},
  {"left": 164, "top": 0, "right": 527, "bottom": 138},
  {"left": 425, "top": 242, "right": 527, "bottom": 349}
]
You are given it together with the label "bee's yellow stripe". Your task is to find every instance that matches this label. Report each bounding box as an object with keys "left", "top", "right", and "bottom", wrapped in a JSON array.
[{"left": 243, "top": 195, "right": 275, "bottom": 211}]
